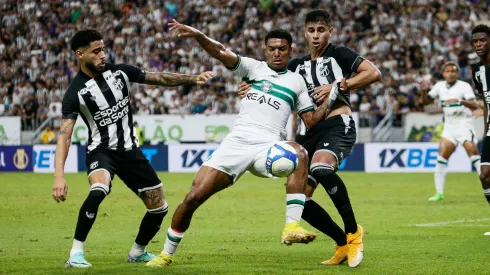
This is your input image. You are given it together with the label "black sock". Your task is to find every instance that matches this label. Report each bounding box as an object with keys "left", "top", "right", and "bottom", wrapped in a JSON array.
[
  {"left": 135, "top": 203, "right": 168, "bottom": 246},
  {"left": 74, "top": 189, "right": 107, "bottom": 242},
  {"left": 484, "top": 189, "right": 490, "bottom": 207},
  {"left": 302, "top": 199, "right": 347, "bottom": 245},
  {"left": 318, "top": 173, "right": 358, "bottom": 234}
]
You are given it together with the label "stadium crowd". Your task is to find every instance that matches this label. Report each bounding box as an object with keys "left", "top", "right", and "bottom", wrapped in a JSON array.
[{"left": 0, "top": 0, "right": 489, "bottom": 130}]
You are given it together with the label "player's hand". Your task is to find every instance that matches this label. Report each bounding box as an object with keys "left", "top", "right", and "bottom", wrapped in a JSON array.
[
  {"left": 312, "top": 83, "right": 333, "bottom": 104},
  {"left": 168, "top": 19, "right": 202, "bottom": 38},
  {"left": 237, "top": 81, "right": 252, "bottom": 99},
  {"left": 339, "top": 78, "right": 348, "bottom": 92},
  {"left": 196, "top": 71, "right": 214, "bottom": 85},
  {"left": 444, "top": 98, "right": 459, "bottom": 106},
  {"left": 52, "top": 176, "right": 68, "bottom": 203}
]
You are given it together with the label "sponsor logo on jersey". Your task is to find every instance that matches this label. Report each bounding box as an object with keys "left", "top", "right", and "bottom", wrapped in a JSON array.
[
  {"left": 93, "top": 96, "right": 130, "bottom": 127},
  {"left": 245, "top": 93, "right": 281, "bottom": 110}
]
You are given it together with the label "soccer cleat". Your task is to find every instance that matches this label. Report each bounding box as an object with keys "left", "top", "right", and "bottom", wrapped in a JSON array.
[
  {"left": 346, "top": 224, "right": 364, "bottom": 268},
  {"left": 281, "top": 221, "right": 316, "bottom": 245},
  {"left": 65, "top": 252, "right": 92, "bottom": 268},
  {"left": 428, "top": 193, "right": 444, "bottom": 201},
  {"left": 146, "top": 253, "right": 173, "bottom": 267},
  {"left": 127, "top": 251, "right": 157, "bottom": 263},
  {"left": 321, "top": 243, "right": 348, "bottom": 265}
]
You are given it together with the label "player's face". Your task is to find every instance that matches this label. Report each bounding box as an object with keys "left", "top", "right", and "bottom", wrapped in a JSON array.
[
  {"left": 442, "top": 65, "right": 459, "bottom": 84},
  {"left": 472, "top": 32, "right": 490, "bottom": 58},
  {"left": 304, "top": 21, "right": 333, "bottom": 50},
  {"left": 265, "top": 38, "right": 291, "bottom": 71},
  {"left": 77, "top": 40, "right": 106, "bottom": 74}
]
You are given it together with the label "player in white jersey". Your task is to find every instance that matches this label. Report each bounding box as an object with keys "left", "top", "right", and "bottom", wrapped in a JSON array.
[
  {"left": 147, "top": 20, "right": 336, "bottom": 267},
  {"left": 422, "top": 61, "right": 481, "bottom": 201}
]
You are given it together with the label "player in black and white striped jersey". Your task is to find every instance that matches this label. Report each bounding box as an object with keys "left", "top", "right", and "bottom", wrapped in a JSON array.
[
  {"left": 51, "top": 29, "right": 214, "bottom": 268},
  {"left": 471, "top": 24, "right": 490, "bottom": 236}
]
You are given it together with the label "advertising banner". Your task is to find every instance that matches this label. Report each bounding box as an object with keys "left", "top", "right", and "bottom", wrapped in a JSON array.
[
  {"left": 365, "top": 142, "right": 471, "bottom": 173},
  {"left": 72, "top": 115, "right": 237, "bottom": 144},
  {"left": 338, "top": 143, "right": 364, "bottom": 171},
  {"left": 0, "top": 146, "right": 33, "bottom": 172},
  {"left": 168, "top": 144, "right": 218, "bottom": 172},
  {"left": 33, "top": 145, "right": 78, "bottom": 173},
  {"left": 0, "top": 117, "right": 21, "bottom": 145}
]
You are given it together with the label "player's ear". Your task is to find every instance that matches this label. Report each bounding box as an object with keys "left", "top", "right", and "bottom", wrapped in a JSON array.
[
  {"left": 75, "top": 49, "right": 84, "bottom": 61},
  {"left": 328, "top": 27, "right": 334, "bottom": 36}
]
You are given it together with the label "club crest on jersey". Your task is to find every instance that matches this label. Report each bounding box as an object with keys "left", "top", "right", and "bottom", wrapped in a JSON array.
[
  {"left": 113, "top": 79, "right": 124, "bottom": 90},
  {"left": 319, "top": 59, "right": 330, "bottom": 77},
  {"left": 261, "top": 81, "right": 273, "bottom": 93}
]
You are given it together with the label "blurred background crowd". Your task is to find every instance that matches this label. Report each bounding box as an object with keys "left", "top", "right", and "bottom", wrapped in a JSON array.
[{"left": 0, "top": 0, "right": 489, "bottom": 132}]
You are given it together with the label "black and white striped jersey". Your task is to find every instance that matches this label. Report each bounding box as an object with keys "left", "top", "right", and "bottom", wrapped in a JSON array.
[
  {"left": 288, "top": 43, "right": 364, "bottom": 109},
  {"left": 62, "top": 63, "right": 146, "bottom": 152},
  {"left": 472, "top": 61, "right": 490, "bottom": 135}
]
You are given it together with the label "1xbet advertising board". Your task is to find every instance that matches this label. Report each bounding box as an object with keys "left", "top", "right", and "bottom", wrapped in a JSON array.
[{"left": 365, "top": 143, "right": 471, "bottom": 173}]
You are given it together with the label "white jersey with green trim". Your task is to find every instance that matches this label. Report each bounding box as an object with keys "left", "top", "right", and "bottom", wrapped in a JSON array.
[
  {"left": 428, "top": 80, "right": 475, "bottom": 128},
  {"left": 231, "top": 56, "right": 314, "bottom": 140}
]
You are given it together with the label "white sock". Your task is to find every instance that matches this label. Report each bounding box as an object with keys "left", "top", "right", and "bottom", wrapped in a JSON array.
[
  {"left": 162, "top": 228, "right": 184, "bottom": 256},
  {"left": 70, "top": 239, "right": 84, "bottom": 257},
  {"left": 434, "top": 156, "right": 447, "bottom": 194},
  {"left": 129, "top": 242, "right": 145, "bottom": 258},
  {"left": 285, "top": 193, "right": 306, "bottom": 224},
  {"left": 471, "top": 155, "right": 481, "bottom": 175}
]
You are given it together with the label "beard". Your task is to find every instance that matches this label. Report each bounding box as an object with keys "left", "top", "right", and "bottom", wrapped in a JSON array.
[{"left": 86, "top": 61, "right": 106, "bottom": 74}]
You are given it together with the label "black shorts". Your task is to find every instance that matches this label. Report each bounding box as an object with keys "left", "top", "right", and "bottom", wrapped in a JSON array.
[
  {"left": 294, "top": 134, "right": 305, "bottom": 144},
  {"left": 301, "top": 114, "right": 356, "bottom": 170},
  {"left": 86, "top": 148, "right": 161, "bottom": 195},
  {"left": 481, "top": 136, "right": 490, "bottom": 165}
]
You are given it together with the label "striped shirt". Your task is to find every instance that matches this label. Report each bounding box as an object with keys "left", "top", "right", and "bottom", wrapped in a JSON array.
[
  {"left": 472, "top": 62, "right": 490, "bottom": 136},
  {"left": 62, "top": 63, "right": 145, "bottom": 152}
]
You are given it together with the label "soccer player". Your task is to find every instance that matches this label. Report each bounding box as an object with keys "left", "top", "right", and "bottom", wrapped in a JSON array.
[
  {"left": 146, "top": 20, "right": 335, "bottom": 267},
  {"left": 421, "top": 61, "right": 481, "bottom": 201},
  {"left": 237, "top": 10, "right": 381, "bottom": 267},
  {"left": 471, "top": 24, "right": 490, "bottom": 236},
  {"left": 51, "top": 29, "right": 214, "bottom": 268}
]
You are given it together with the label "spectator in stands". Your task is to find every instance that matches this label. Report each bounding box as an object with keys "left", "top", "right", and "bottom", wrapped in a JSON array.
[
  {"left": 40, "top": 125, "right": 56, "bottom": 144},
  {"left": 37, "top": 104, "right": 49, "bottom": 126},
  {"left": 47, "top": 103, "right": 62, "bottom": 130},
  {"left": 359, "top": 96, "right": 371, "bottom": 127},
  {"left": 23, "top": 104, "right": 35, "bottom": 130},
  {"left": 0, "top": 98, "right": 5, "bottom": 116}
]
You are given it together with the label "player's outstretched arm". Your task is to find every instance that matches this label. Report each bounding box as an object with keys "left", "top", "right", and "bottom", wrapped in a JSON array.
[
  {"left": 144, "top": 71, "right": 214, "bottom": 86},
  {"left": 168, "top": 19, "right": 239, "bottom": 69},
  {"left": 52, "top": 118, "right": 75, "bottom": 203},
  {"left": 345, "top": 59, "right": 382, "bottom": 91}
]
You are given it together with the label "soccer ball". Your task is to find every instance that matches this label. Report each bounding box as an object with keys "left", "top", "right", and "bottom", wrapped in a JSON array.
[{"left": 266, "top": 143, "right": 299, "bottom": 178}]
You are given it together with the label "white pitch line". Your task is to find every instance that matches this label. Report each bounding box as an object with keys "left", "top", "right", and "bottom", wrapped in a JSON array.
[{"left": 411, "top": 218, "right": 490, "bottom": 227}]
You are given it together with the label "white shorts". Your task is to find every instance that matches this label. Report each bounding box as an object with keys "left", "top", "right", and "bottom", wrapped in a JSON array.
[
  {"left": 442, "top": 125, "right": 477, "bottom": 146},
  {"left": 202, "top": 132, "right": 288, "bottom": 183}
]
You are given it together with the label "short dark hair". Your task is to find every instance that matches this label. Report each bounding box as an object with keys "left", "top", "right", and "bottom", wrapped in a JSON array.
[
  {"left": 264, "top": 29, "right": 293, "bottom": 46},
  {"left": 472, "top": 24, "right": 490, "bottom": 37},
  {"left": 305, "top": 9, "right": 332, "bottom": 26},
  {"left": 70, "top": 29, "right": 103, "bottom": 52},
  {"left": 442, "top": 61, "right": 459, "bottom": 72}
]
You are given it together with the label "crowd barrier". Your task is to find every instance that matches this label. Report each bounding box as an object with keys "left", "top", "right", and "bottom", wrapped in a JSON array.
[{"left": 0, "top": 142, "right": 481, "bottom": 173}]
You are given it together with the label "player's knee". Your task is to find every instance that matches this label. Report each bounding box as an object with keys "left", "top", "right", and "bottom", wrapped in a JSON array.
[
  {"left": 89, "top": 183, "right": 110, "bottom": 198},
  {"left": 479, "top": 167, "right": 490, "bottom": 184},
  {"left": 287, "top": 142, "right": 308, "bottom": 162},
  {"left": 147, "top": 201, "right": 169, "bottom": 217},
  {"left": 310, "top": 162, "right": 335, "bottom": 179},
  {"left": 183, "top": 186, "right": 209, "bottom": 208}
]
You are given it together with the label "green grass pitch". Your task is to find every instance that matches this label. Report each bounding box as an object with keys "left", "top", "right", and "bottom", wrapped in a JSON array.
[{"left": 1, "top": 172, "right": 490, "bottom": 275}]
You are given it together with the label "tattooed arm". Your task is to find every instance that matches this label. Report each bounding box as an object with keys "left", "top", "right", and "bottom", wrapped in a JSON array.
[
  {"left": 143, "top": 71, "right": 213, "bottom": 86},
  {"left": 52, "top": 118, "right": 75, "bottom": 202}
]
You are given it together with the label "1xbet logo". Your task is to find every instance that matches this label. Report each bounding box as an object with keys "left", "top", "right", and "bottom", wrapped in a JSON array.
[
  {"left": 181, "top": 149, "right": 216, "bottom": 168},
  {"left": 379, "top": 148, "right": 438, "bottom": 168}
]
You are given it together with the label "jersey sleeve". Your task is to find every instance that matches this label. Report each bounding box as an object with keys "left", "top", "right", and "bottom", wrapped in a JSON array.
[
  {"left": 61, "top": 88, "right": 80, "bottom": 120},
  {"left": 427, "top": 83, "right": 439, "bottom": 99},
  {"left": 472, "top": 65, "right": 484, "bottom": 94},
  {"left": 296, "top": 77, "right": 315, "bottom": 115},
  {"left": 113, "top": 63, "right": 146, "bottom": 83},
  {"left": 335, "top": 46, "right": 365, "bottom": 74},
  {"left": 462, "top": 82, "right": 476, "bottom": 100},
  {"left": 229, "top": 56, "right": 261, "bottom": 78}
]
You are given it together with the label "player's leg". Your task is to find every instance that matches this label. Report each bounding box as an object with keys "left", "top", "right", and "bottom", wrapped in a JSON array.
[
  {"left": 429, "top": 135, "right": 456, "bottom": 201},
  {"left": 147, "top": 166, "right": 233, "bottom": 267},
  {"left": 309, "top": 115, "right": 361, "bottom": 267},
  {"left": 280, "top": 142, "right": 316, "bottom": 245},
  {"left": 461, "top": 130, "right": 481, "bottom": 175},
  {"left": 478, "top": 137, "right": 490, "bottom": 221},
  {"left": 66, "top": 152, "right": 114, "bottom": 268},
  {"left": 115, "top": 149, "right": 168, "bottom": 263}
]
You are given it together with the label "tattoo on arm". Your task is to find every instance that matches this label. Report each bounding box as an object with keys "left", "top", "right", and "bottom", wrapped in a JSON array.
[
  {"left": 59, "top": 119, "right": 76, "bottom": 144},
  {"left": 144, "top": 72, "right": 197, "bottom": 87}
]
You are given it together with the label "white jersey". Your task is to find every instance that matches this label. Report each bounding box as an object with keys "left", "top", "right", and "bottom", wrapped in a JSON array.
[
  {"left": 428, "top": 80, "right": 475, "bottom": 128},
  {"left": 230, "top": 56, "right": 314, "bottom": 140}
]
